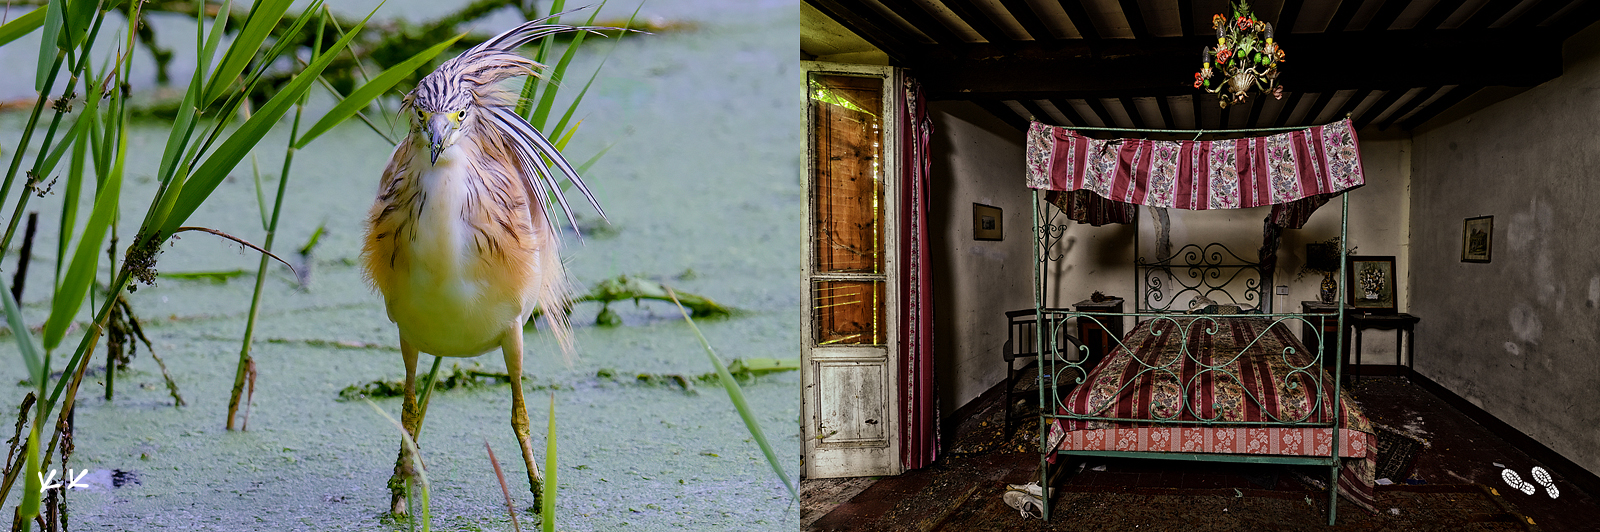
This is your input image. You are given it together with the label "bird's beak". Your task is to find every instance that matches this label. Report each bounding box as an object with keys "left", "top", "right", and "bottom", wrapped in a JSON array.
[{"left": 426, "top": 113, "right": 455, "bottom": 165}]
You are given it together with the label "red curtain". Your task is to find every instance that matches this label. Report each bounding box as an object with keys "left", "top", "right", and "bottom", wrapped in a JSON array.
[{"left": 899, "top": 76, "right": 937, "bottom": 470}]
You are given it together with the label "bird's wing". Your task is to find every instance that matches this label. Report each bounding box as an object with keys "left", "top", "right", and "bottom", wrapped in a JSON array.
[{"left": 484, "top": 106, "right": 606, "bottom": 239}]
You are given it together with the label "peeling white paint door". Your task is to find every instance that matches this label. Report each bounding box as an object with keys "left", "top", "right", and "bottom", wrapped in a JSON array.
[{"left": 801, "top": 63, "right": 902, "bottom": 478}]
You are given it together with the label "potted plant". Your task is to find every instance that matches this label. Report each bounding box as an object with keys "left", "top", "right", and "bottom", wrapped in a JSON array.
[{"left": 1296, "top": 237, "right": 1355, "bottom": 304}]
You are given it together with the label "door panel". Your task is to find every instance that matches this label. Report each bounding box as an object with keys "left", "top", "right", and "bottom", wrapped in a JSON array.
[{"left": 802, "top": 62, "right": 901, "bottom": 478}]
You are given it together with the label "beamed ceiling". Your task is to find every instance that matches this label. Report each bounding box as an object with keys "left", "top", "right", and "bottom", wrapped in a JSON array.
[{"left": 803, "top": 0, "right": 1600, "bottom": 133}]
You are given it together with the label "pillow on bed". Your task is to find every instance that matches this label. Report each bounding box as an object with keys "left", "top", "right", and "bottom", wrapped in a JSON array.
[{"left": 1189, "top": 304, "right": 1256, "bottom": 315}]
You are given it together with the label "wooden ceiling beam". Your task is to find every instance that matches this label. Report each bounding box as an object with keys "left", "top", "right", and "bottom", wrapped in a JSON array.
[
  {"left": 1155, "top": 95, "right": 1175, "bottom": 129},
  {"left": 1016, "top": 99, "right": 1056, "bottom": 124},
  {"left": 1400, "top": 85, "right": 1482, "bottom": 129},
  {"left": 1178, "top": 0, "right": 1194, "bottom": 37},
  {"left": 997, "top": 0, "right": 1057, "bottom": 41},
  {"left": 807, "top": 0, "right": 915, "bottom": 62},
  {"left": 1353, "top": 88, "right": 1409, "bottom": 130},
  {"left": 1082, "top": 97, "right": 1118, "bottom": 128},
  {"left": 1117, "top": 0, "right": 1151, "bottom": 39},
  {"left": 941, "top": 0, "right": 1012, "bottom": 44},
  {"left": 1302, "top": 91, "right": 1338, "bottom": 126},
  {"left": 877, "top": 0, "right": 962, "bottom": 44},
  {"left": 1119, "top": 97, "right": 1147, "bottom": 129},
  {"left": 1462, "top": 0, "right": 1522, "bottom": 29},
  {"left": 1377, "top": 86, "right": 1442, "bottom": 130},
  {"left": 1511, "top": 0, "right": 1568, "bottom": 28},
  {"left": 1276, "top": 0, "right": 1304, "bottom": 33},
  {"left": 1415, "top": 0, "right": 1466, "bottom": 30},
  {"left": 1365, "top": 0, "right": 1410, "bottom": 32},
  {"left": 1327, "top": 0, "right": 1363, "bottom": 32},
  {"left": 1048, "top": 98, "right": 1090, "bottom": 126},
  {"left": 1273, "top": 91, "right": 1305, "bottom": 127},
  {"left": 1245, "top": 96, "right": 1265, "bottom": 128},
  {"left": 1332, "top": 88, "right": 1374, "bottom": 123},
  {"left": 912, "top": 30, "right": 1563, "bottom": 99},
  {"left": 973, "top": 100, "right": 1030, "bottom": 131},
  {"left": 1056, "top": 0, "right": 1101, "bottom": 40}
]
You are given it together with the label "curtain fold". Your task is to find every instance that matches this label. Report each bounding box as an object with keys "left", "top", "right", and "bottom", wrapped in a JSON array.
[{"left": 899, "top": 76, "right": 937, "bottom": 470}]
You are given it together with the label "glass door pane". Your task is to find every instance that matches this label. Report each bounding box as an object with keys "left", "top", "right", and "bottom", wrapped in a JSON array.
[{"left": 809, "top": 74, "right": 885, "bottom": 275}]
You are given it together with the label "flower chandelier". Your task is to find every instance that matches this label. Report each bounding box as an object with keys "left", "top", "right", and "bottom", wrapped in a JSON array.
[{"left": 1195, "top": 1, "right": 1285, "bottom": 108}]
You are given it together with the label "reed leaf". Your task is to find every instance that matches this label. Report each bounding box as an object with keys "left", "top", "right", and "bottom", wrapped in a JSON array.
[
  {"left": 541, "top": 393, "right": 558, "bottom": 532},
  {"left": 34, "top": 0, "right": 62, "bottom": 91},
  {"left": 1, "top": 276, "right": 43, "bottom": 391},
  {"left": 195, "top": 0, "right": 232, "bottom": 92},
  {"left": 202, "top": 0, "right": 293, "bottom": 107},
  {"left": 158, "top": 6, "right": 376, "bottom": 240},
  {"left": 664, "top": 287, "right": 797, "bottom": 501},
  {"left": 529, "top": 2, "right": 598, "bottom": 132},
  {"left": 294, "top": 31, "right": 468, "bottom": 149},
  {"left": 42, "top": 114, "right": 122, "bottom": 352},
  {"left": 0, "top": 6, "right": 46, "bottom": 48}
]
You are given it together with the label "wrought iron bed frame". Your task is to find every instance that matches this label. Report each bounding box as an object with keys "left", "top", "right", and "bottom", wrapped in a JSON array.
[{"left": 1032, "top": 192, "right": 1352, "bottom": 526}]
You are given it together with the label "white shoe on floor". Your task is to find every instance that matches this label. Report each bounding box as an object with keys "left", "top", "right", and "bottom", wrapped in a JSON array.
[{"left": 1003, "top": 489, "right": 1042, "bottom": 519}]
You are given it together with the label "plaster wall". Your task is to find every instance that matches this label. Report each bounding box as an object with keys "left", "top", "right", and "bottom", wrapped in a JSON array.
[
  {"left": 1406, "top": 23, "right": 1600, "bottom": 477},
  {"left": 926, "top": 101, "right": 1035, "bottom": 416}
]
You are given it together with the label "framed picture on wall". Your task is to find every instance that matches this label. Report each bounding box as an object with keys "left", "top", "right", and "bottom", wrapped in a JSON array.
[
  {"left": 1462, "top": 215, "right": 1493, "bottom": 263},
  {"left": 1347, "top": 256, "right": 1397, "bottom": 314},
  {"left": 973, "top": 203, "right": 1002, "bottom": 241}
]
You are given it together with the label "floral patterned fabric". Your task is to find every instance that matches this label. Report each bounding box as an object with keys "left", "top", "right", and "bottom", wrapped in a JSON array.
[
  {"left": 1025, "top": 120, "right": 1365, "bottom": 229},
  {"left": 1044, "top": 316, "right": 1378, "bottom": 513}
]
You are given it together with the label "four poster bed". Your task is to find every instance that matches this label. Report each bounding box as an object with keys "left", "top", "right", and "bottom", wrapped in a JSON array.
[{"left": 1025, "top": 119, "right": 1373, "bottom": 525}]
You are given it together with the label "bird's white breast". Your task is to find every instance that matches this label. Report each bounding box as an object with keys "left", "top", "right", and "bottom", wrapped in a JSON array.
[{"left": 384, "top": 143, "right": 531, "bottom": 357}]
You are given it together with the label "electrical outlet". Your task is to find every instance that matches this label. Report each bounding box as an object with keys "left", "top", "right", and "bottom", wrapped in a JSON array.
[{"left": 1275, "top": 285, "right": 1289, "bottom": 295}]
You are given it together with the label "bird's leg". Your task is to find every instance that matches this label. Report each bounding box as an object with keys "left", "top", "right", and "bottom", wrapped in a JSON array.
[
  {"left": 501, "top": 325, "right": 544, "bottom": 509},
  {"left": 388, "top": 340, "right": 421, "bottom": 516}
]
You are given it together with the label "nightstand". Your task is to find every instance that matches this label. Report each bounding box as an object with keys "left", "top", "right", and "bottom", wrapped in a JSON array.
[
  {"left": 1074, "top": 299, "right": 1124, "bottom": 367},
  {"left": 1348, "top": 313, "right": 1420, "bottom": 383}
]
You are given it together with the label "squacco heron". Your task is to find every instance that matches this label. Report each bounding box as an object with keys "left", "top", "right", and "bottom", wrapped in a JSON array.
[{"left": 360, "top": 17, "right": 607, "bottom": 515}]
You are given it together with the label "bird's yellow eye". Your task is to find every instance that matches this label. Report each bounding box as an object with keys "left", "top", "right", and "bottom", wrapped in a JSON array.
[{"left": 454, "top": 110, "right": 467, "bottom": 121}]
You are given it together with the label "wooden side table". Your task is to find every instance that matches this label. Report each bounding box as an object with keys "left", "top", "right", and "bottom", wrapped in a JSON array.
[
  {"left": 1348, "top": 313, "right": 1421, "bottom": 382},
  {"left": 1074, "top": 299, "right": 1124, "bottom": 368},
  {"left": 1300, "top": 301, "right": 1351, "bottom": 373}
]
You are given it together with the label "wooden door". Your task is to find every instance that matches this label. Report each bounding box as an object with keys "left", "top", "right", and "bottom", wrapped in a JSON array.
[{"left": 801, "top": 63, "right": 901, "bottom": 478}]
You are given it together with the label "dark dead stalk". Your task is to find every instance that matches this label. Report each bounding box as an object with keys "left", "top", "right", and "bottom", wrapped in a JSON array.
[
  {"left": 172, "top": 227, "right": 297, "bottom": 276},
  {"left": 484, "top": 439, "right": 522, "bottom": 532},
  {"left": 240, "top": 358, "right": 257, "bottom": 431},
  {"left": 114, "top": 295, "right": 183, "bottom": 406},
  {"left": 0, "top": 394, "right": 36, "bottom": 505},
  {"left": 10, "top": 213, "right": 37, "bottom": 303}
]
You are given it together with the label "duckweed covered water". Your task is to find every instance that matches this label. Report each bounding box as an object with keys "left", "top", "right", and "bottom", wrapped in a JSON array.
[{"left": 0, "top": 0, "right": 799, "bottom": 529}]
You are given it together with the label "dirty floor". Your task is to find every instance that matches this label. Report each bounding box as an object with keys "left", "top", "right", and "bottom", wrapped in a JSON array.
[{"left": 802, "top": 375, "right": 1600, "bottom": 531}]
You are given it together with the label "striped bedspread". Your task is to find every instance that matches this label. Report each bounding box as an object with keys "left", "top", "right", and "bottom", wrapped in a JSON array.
[{"left": 1045, "top": 316, "right": 1378, "bottom": 512}]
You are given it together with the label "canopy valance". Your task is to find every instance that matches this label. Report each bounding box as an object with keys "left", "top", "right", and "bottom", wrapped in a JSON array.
[{"left": 1025, "top": 119, "right": 1365, "bottom": 229}]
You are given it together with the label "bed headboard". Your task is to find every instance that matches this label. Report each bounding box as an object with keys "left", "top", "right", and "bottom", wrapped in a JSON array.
[{"left": 1134, "top": 243, "right": 1268, "bottom": 313}]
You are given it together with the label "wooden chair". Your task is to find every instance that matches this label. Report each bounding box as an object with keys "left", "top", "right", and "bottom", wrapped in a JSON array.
[{"left": 1002, "top": 309, "right": 1085, "bottom": 439}]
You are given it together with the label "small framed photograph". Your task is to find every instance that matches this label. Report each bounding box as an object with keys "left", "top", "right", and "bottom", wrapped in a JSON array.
[
  {"left": 1347, "top": 255, "right": 1397, "bottom": 314},
  {"left": 1462, "top": 215, "right": 1493, "bottom": 263},
  {"left": 973, "top": 203, "right": 1002, "bottom": 241}
]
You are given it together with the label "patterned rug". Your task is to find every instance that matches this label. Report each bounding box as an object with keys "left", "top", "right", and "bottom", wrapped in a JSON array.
[{"left": 937, "top": 484, "right": 1540, "bottom": 532}]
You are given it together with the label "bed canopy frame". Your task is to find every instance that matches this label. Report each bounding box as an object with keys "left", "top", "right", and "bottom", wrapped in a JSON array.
[{"left": 1027, "top": 119, "right": 1365, "bottom": 525}]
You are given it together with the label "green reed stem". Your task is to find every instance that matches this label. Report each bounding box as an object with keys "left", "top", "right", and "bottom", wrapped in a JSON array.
[{"left": 228, "top": 5, "right": 326, "bottom": 430}]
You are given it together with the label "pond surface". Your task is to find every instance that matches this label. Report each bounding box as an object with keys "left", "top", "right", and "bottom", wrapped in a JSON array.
[{"left": 0, "top": 0, "right": 800, "bottom": 530}]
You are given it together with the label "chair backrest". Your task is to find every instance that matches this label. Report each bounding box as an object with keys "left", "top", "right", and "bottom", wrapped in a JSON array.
[{"left": 1003, "top": 309, "right": 1082, "bottom": 362}]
